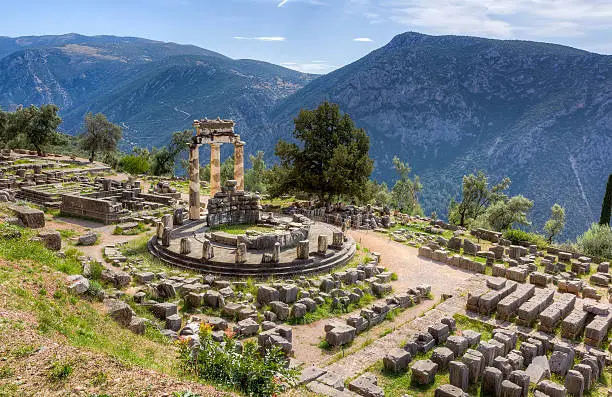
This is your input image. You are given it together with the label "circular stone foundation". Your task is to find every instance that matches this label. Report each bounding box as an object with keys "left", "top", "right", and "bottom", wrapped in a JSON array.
[{"left": 148, "top": 217, "right": 356, "bottom": 278}]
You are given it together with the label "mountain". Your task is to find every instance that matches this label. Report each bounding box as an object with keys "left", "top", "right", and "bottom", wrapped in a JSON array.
[
  {"left": 262, "top": 32, "right": 612, "bottom": 240},
  {"left": 0, "top": 33, "right": 610, "bottom": 239},
  {"left": 0, "top": 33, "right": 315, "bottom": 148}
]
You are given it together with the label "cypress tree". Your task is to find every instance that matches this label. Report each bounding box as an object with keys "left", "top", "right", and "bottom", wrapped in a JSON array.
[{"left": 600, "top": 173, "right": 612, "bottom": 226}]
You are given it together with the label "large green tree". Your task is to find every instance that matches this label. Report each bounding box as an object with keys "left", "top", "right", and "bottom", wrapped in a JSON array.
[
  {"left": 544, "top": 203, "right": 566, "bottom": 243},
  {"left": 268, "top": 101, "right": 373, "bottom": 205},
  {"left": 390, "top": 156, "right": 423, "bottom": 215},
  {"left": 245, "top": 151, "right": 267, "bottom": 193},
  {"left": 449, "top": 171, "right": 510, "bottom": 227},
  {"left": 0, "top": 107, "right": 8, "bottom": 147},
  {"left": 80, "top": 112, "right": 122, "bottom": 162},
  {"left": 8, "top": 105, "right": 62, "bottom": 156},
  {"left": 151, "top": 130, "right": 192, "bottom": 176},
  {"left": 600, "top": 174, "right": 612, "bottom": 226},
  {"left": 480, "top": 195, "right": 534, "bottom": 231}
]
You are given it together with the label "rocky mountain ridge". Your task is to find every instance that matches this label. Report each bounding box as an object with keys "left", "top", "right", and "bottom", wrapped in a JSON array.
[{"left": 0, "top": 32, "right": 610, "bottom": 238}]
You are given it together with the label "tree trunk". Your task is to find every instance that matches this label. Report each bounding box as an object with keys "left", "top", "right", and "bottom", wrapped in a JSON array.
[{"left": 89, "top": 150, "right": 95, "bottom": 163}]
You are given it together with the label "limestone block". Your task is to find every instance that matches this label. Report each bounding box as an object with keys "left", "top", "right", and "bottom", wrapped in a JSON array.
[
  {"left": 348, "top": 372, "right": 384, "bottom": 397},
  {"left": 434, "top": 384, "right": 469, "bottom": 397},
  {"left": 428, "top": 322, "right": 450, "bottom": 344},
  {"left": 383, "top": 348, "right": 411, "bottom": 373},
  {"left": 411, "top": 359, "right": 439, "bottom": 385},
  {"left": 482, "top": 367, "right": 503, "bottom": 397},
  {"left": 326, "top": 324, "right": 356, "bottom": 346},
  {"left": 104, "top": 298, "right": 132, "bottom": 327},
  {"left": 38, "top": 230, "right": 61, "bottom": 251},
  {"left": 431, "top": 347, "right": 455, "bottom": 370},
  {"left": 509, "top": 370, "right": 530, "bottom": 397},
  {"left": 449, "top": 360, "right": 469, "bottom": 391},
  {"left": 446, "top": 335, "right": 468, "bottom": 357},
  {"left": 526, "top": 356, "right": 551, "bottom": 384}
]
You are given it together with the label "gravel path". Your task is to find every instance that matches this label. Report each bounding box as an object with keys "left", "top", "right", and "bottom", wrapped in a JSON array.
[{"left": 290, "top": 229, "right": 484, "bottom": 373}]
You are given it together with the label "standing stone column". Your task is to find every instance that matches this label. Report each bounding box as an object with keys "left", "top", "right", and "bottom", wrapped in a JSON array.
[
  {"left": 297, "top": 240, "right": 310, "bottom": 260},
  {"left": 156, "top": 221, "right": 164, "bottom": 239},
  {"left": 188, "top": 143, "right": 200, "bottom": 220},
  {"left": 272, "top": 242, "right": 280, "bottom": 263},
  {"left": 235, "top": 243, "right": 247, "bottom": 264},
  {"left": 180, "top": 237, "right": 191, "bottom": 254},
  {"left": 234, "top": 141, "right": 245, "bottom": 191},
  {"left": 210, "top": 143, "right": 221, "bottom": 197},
  {"left": 202, "top": 239, "right": 214, "bottom": 261},
  {"left": 318, "top": 235, "right": 328, "bottom": 255}
]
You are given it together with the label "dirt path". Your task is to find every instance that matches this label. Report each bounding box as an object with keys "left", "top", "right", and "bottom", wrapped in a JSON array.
[{"left": 290, "top": 229, "right": 480, "bottom": 368}]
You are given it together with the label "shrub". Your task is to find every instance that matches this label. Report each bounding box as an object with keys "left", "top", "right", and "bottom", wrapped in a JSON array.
[
  {"left": 503, "top": 229, "right": 547, "bottom": 248},
  {"left": 87, "top": 280, "right": 103, "bottom": 298},
  {"left": 178, "top": 325, "right": 298, "bottom": 396},
  {"left": 119, "top": 154, "right": 150, "bottom": 175},
  {"left": 89, "top": 261, "right": 104, "bottom": 281},
  {"left": 577, "top": 223, "right": 612, "bottom": 260},
  {"left": 48, "top": 360, "right": 73, "bottom": 381}
]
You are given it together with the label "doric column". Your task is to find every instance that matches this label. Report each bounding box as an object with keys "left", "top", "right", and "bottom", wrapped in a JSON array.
[
  {"left": 234, "top": 141, "right": 245, "bottom": 191},
  {"left": 188, "top": 143, "right": 200, "bottom": 220},
  {"left": 210, "top": 143, "right": 221, "bottom": 197}
]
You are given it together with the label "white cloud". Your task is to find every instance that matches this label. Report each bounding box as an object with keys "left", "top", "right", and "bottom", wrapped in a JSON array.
[
  {"left": 281, "top": 61, "right": 337, "bottom": 74},
  {"left": 353, "top": 37, "right": 373, "bottom": 42},
  {"left": 349, "top": 0, "right": 612, "bottom": 40},
  {"left": 233, "top": 36, "right": 286, "bottom": 41}
]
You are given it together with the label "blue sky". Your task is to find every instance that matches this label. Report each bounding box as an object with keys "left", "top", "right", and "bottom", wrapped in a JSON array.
[{"left": 2, "top": 0, "right": 612, "bottom": 74}]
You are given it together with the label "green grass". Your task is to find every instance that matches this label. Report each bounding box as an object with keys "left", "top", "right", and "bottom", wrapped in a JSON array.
[
  {"left": 453, "top": 313, "right": 495, "bottom": 341},
  {"left": 0, "top": 224, "right": 81, "bottom": 275},
  {"left": 59, "top": 229, "right": 78, "bottom": 239},
  {"left": 0, "top": 365, "right": 14, "bottom": 379},
  {"left": 209, "top": 224, "right": 276, "bottom": 235},
  {"left": 0, "top": 231, "right": 189, "bottom": 377},
  {"left": 113, "top": 222, "right": 149, "bottom": 235}
]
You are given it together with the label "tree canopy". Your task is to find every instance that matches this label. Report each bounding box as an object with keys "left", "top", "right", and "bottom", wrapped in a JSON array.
[
  {"left": 267, "top": 101, "right": 373, "bottom": 205},
  {"left": 544, "top": 203, "right": 566, "bottom": 243},
  {"left": 7, "top": 105, "right": 62, "bottom": 156},
  {"left": 151, "top": 130, "right": 192, "bottom": 176},
  {"left": 80, "top": 112, "right": 122, "bottom": 162},
  {"left": 449, "top": 171, "right": 510, "bottom": 227},
  {"left": 390, "top": 156, "right": 423, "bottom": 215},
  {"left": 245, "top": 151, "right": 267, "bottom": 193}
]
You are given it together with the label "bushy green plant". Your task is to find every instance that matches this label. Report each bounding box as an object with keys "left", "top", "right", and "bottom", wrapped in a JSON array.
[
  {"left": 178, "top": 325, "right": 298, "bottom": 396},
  {"left": 87, "top": 280, "right": 103, "bottom": 298},
  {"left": 172, "top": 392, "right": 201, "bottom": 397},
  {"left": 503, "top": 229, "right": 547, "bottom": 248},
  {"left": 577, "top": 223, "right": 612, "bottom": 260},
  {"left": 48, "top": 360, "right": 73, "bottom": 381}
]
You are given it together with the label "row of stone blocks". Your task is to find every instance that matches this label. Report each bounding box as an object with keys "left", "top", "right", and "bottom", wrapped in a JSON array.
[
  {"left": 325, "top": 285, "right": 431, "bottom": 346},
  {"left": 418, "top": 246, "right": 486, "bottom": 273},
  {"left": 473, "top": 278, "right": 612, "bottom": 349}
]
